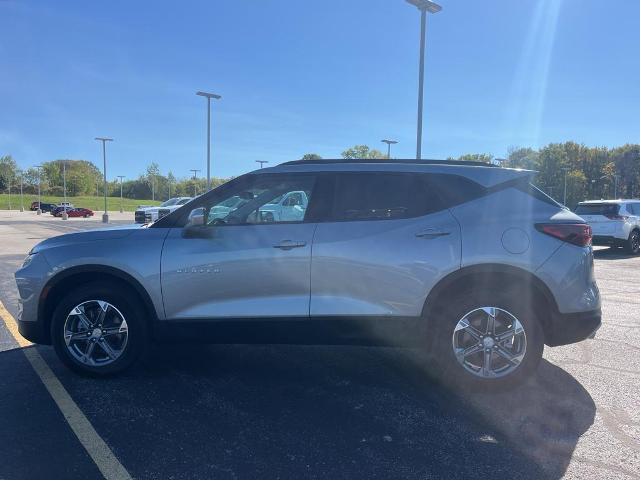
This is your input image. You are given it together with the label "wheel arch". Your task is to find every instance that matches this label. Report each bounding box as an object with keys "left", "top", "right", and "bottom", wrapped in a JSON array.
[
  {"left": 39, "top": 265, "right": 159, "bottom": 344},
  {"left": 422, "top": 264, "right": 558, "bottom": 345}
]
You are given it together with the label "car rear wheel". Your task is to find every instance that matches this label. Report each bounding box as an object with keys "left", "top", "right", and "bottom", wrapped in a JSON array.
[
  {"left": 626, "top": 230, "right": 640, "bottom": 255},
  {"left": 51, "top": 282, "right": 148, "bottom": 376},
  {"left": 430, "top": 287, "right": 544, "bottom": 391}
]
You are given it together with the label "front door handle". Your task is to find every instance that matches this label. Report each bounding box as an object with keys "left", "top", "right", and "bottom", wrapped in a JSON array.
[
  {"left": 273, "top": 240, "right": 307, "bottom": 250},
  {"left": 415, "top": 229, "right": 451, "bottom": 239}
]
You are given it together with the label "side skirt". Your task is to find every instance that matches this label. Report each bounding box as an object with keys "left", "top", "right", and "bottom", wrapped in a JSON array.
[{"left": 153, "top": 316, "right": 425, "bottom": 347}]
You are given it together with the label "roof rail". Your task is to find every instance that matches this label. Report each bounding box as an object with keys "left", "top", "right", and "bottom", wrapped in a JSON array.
[{"left": 280, "top": 158, "right": 498, "bottom": 168}]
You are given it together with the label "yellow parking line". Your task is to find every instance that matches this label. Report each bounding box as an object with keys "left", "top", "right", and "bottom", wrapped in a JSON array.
[{"left": 0, "top": 301, "right": 132, "bottom": 480}]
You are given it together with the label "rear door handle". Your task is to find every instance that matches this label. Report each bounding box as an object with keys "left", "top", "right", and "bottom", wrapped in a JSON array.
[
  {"left": 415, "top": 229, "right": 450, "bottom": 239},
  {"left": 273, "top": 240, "right": 307, "bottom": 250}
]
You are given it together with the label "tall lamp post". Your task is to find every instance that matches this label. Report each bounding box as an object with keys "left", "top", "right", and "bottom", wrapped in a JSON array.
[
  {"left": 190, "top": 169, "right": 201, "bottom": 197},
  {"left": 196, "top": 91, "right": 222, "bottom": 191},
  {"left": 62, "top": 161, "right": 69, "bottom": 220},
  {"left": 95, "top": 137, "right": 113, "bottom": 223},
  {"left": 19, "top": 171, "right": 24, "bottom": 212},
  {"left": 562, "top": 167, "right": 570, "bottom": 206},
  {"left": 34, "top": 165, "right": 43, "bottom": 215},
  {"left": 405, "top": 0, "right": 441, "bottom": 160},
  {"left": 255, "top": 160, "right": 269, "bottom": 169},
  {"left": 381, "top": 139, "right": 398, "bottom": 159},
  {"left": 117, "top": 175, "right": 125, "bottom": 213}
]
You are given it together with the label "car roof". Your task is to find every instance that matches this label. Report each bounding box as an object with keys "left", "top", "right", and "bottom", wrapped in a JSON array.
[
  {"left": 253, "top": 159, "right": 535, "bottom": 189},
  {"left": 578, "top": 199, "right": 639, "bottom": 204}
]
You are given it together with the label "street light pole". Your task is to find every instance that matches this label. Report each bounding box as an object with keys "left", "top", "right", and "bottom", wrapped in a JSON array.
[
  {"left": 62, "top": 160, "right": 68, "bottom": 220},
  {"left": 562, "top": 167, "right": 570, "bottom": 206},
  {"left": 196, "top": 91, "right": 222, "bottom": 191},
  {"left": 255, "top": 160, "right": 269, "bottom": 169},
  {"left": 34, "top": 165, "right": 43, "bottom": 215},
  {"left": 381, "top": 139, "right": 398, "bottom": 159},
  {"left": 19, "top": 172, "right": 24, "bottom": 212},
  {"left": 95, "top": 137, "right": 113, "bottom": 223},
  {"left": 190, "top": 169, "right": 201, "bottom": 197},
  {"left": 406, "top": 0, "right": 441, "bottom": 160},
  {"left": 117, "top": 176, "right": 125, "bottom": 213}
]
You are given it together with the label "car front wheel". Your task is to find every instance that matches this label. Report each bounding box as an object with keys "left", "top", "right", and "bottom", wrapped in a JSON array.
[
  {"left": 51, "top": 282, "right": 148, "bottom": 376},
  {"left": 430, "top": 287, "right": 544, "bottom": 391}
]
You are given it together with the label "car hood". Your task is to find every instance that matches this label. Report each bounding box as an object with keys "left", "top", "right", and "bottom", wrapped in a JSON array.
[{"left": 31, "top": 224, "right": 143, "bottom": 253}]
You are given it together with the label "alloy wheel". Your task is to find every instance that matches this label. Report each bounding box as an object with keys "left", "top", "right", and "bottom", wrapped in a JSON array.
[
  {"left": 452, "top": 307, "right": 527, "bottom": 378},
  {"left": 63, "top": 300, "right": 129, "bottom": 367}
]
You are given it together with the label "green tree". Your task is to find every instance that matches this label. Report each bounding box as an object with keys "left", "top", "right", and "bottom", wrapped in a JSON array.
[
  {"left": 456, "top": 153, "right": 494, "bottom": 164},
  {"left": 505, "top": 147, "right": 539, "bottom": 170},
  {"left": 301, "top": 153, "right": 323, "bottom": 160},
  {"left": 341, "top": 145, "right": 387, "bottom": 159},
  {"left": 0, "top": 155, "right": 18, "bottom": 191}
]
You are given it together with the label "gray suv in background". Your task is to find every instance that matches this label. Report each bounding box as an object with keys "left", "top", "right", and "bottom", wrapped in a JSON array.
[{"left": 15, "top": 159, "right": 601, "bottom": 389}]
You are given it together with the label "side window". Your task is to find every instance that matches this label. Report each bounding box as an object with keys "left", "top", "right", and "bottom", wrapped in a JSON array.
[
  {"left": 329, "top": 173, "right": 444, "bottom": 221},
  {"left": 204, "top": 175, "right": 315, "bottom": 226}
]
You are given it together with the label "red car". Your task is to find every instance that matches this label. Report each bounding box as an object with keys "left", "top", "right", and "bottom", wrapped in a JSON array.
[{"left": 54, "top": 207, "right": 94, "bottom": 218}]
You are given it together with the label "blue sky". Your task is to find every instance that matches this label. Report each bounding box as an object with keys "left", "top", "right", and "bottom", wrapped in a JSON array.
[{"left": 1, "top": 0, "right": 638, "bottom": 180}]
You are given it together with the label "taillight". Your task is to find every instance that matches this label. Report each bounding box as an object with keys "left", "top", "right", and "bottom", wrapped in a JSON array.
[
  {"left": 605, "top": 214, "right": 628, "bottom": 220},
  {"left": 536, "top": 223, "right": 592, "bottom": 247}
]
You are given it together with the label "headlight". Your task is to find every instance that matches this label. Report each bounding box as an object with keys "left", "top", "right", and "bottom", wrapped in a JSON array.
[{"left": 22, "top": 253, "right": 37, "bottom": 268}]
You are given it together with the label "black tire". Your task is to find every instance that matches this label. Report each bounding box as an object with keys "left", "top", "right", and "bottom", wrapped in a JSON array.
[
  {"left": 51, "top": 282, "right": 148, "bottom": 376},
  {"left": 429, "top": 286, "right": 544, "bottom": 391},
  {"left": 625, "top": 230, "right": 640, "bottom": 255}
]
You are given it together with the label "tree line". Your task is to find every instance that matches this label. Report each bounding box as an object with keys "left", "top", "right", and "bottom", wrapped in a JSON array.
[
  {"left": 0, "top": 156, "right": 227, "bottom": 201},
  {"left": 3, "top": 141, "right": 640, "bottom": 208}
]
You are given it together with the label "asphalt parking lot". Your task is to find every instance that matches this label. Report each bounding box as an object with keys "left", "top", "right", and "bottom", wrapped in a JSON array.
[{"left": 0, "top": 211, "right": 638, "bottom": 480}]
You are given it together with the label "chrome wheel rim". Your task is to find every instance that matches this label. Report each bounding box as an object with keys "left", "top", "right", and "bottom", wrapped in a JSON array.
[
  {"left": 63, "top": 300, "right": 128, "bottom": 367},
  {"left": 452, "top": 307, "right": 526, "bottom": 379}
]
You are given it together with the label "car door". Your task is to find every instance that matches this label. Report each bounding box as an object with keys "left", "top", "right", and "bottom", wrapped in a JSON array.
[
  {"left": 161, "top": 173, "right": 318, "bottom": 320},
  {"left": 310, "top": 172, "right": 461, "bottom": 318}
]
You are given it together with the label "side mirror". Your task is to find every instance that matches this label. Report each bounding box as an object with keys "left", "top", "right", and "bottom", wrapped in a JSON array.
[{"left": 187, "top": 207, "right": 205, "bottom": 226}]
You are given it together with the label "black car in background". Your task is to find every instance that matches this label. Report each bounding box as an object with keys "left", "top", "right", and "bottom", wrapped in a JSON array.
[{"left": 29, "top": 202, "right": 57, "bottom": 212}]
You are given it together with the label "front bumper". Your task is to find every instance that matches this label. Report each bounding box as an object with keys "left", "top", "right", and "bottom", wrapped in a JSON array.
[
  {"left": 18, "top": 318, "right": 50, "bottom": 344},
  {"left": 545, "top": 308, "right": 601, "bottom": 347}
]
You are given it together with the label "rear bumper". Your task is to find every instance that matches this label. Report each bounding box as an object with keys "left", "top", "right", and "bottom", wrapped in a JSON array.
[
  {"left": 593, "top": 235, "right": 625, "bottom": 247},
  {"left": 545, "top": 308, "right": 601, "bottom": 347}
]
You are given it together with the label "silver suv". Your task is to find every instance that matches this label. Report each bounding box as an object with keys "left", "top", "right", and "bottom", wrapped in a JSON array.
[
  {"left": 575, "top": 200, "right": 640, "bottom": 254},
  {"left": 15, "top": 160, "right": 601, "bottom": 389}
]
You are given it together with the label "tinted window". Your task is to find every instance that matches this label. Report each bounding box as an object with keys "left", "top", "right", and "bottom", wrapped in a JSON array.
[
  {"left": 329, "top": 173, "right": 444, "bottom": 221},
  {"left": 575, "top": 203, "right": 620, "bottom": 216},
  {"left": 431, "top": 174, "right": 486, "bottom": 207}
]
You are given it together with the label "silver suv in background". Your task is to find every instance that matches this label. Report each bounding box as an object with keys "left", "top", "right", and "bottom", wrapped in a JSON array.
[
  {"left": 575, "top": 200, "right": 640, "bottom": 254},
  {"left": 15, "top": 159, "right": 601, "bottom": 390}
]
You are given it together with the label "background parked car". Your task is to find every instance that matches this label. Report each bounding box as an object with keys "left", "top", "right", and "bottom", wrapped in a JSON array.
[
  {"left": 29, "top": 202, "right": 56, "bottom": 212},
  {"left": 135, "top": 197, "right": 192, "bottom": 223},
  {"left": 53, "top": 207, "right": 94, "bottom": 218},
  {"left": 51, "top": 204, "right": 76, "bottom": 216},
  {"left": 575, "top": 199, "right": 640, "bottom": 254}
]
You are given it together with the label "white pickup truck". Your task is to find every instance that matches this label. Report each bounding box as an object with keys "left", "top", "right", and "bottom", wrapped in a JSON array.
[
  {"left": 258, "top": 190, "right": 308, "bottom": 222},
  {"left": 135, "top": 197, "right": 192, "bottom": 224}
]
